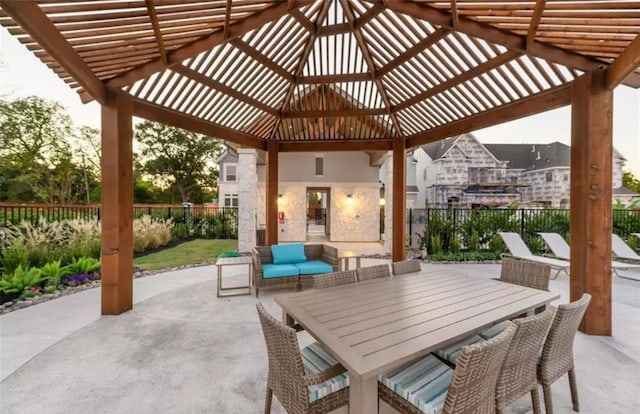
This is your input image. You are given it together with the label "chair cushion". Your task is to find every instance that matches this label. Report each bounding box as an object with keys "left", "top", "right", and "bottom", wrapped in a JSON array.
[
  {"left": 262, "top": 264, "right": 300, "bottom": 279},
  {"left": 271, "top": 243, "right": 307, "bottom": 265},
  {"left": 379, "top": 354, "right": 453, "bottom": 414},
  {"left": 435, "top": 335, "right": 485, "bottom": 365},
  {"left": 479, "top": 321, "right": 511, "bottom": 340},
  {"left": 295, "top": 260, "right": 334, "bottom": 275},
  {"left": 302, "top": 342, "right": 349, "bottom": 403}
]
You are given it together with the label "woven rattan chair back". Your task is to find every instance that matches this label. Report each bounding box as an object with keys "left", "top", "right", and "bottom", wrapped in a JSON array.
[
  {"left": 391, "top": 259, "right": 422, "bottom": 276},
  {"left": 500, "top": 258, "right": 551, "bottom": 291},
  {"left": 496, "top": 308, "right": 556, "bottom": 413},
  {"left": 356, "top": 264, "right": 390, "bottom": 282},
  {"left": 312, "top": 270, "right": 356, "bottom": 289},
  {"left": 539, "top": 294, "right": 591, "bottom": 385},
  {"left": 443, "top": 322, "right": 517, "bottom": 414},
  {"left": 256, "top": 303, "right": 310, "bottom": 414}
]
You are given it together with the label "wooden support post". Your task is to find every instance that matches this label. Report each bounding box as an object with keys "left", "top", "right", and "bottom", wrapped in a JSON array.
[
  {"left": 570, "top": 72, "right": 613, "bottom": 336},
  {"left": 266, "top": 140, "right": 279, "bottom": 245},
  {"left": 101, "top": 92, "right": 133, "bottom": 315},
  {"left": 392, "top": 138, "right": 407, "bottom": 262}
]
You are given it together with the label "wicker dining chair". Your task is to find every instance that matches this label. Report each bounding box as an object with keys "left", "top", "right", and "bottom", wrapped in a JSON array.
[
  {"left": 496, "top": 308, "right": 556, "bottom": 414},
  {"left": 356, "top": 264, "right": 391, "bottom": 282},
  {"left": 256, "top": 303, "right": 349, "bottom": 414},
  {"left": 379, "top": 322, "right": 517, "bottom": 414},
  {"left": 312, "top": 270, "right": 357, "bottom": 289},
  {"left": 537, "top": 294, "right": 591, "bottom": 414},
  {"left": 391, "top": 259, "right": 422, "bottom": 276},
  {"left": 500, "top": 258, "right": 552, "bottom": 291}
]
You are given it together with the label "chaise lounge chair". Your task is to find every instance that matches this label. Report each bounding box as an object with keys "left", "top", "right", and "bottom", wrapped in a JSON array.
[
  {"left": 539, "top": 232, "right": 640, "bottom": 281},
  {"left": 612, "top": 234, "right": 640, "bottom": 263},
  {"left": 498, "top": 232, "right": 570, "bottom": 279}
]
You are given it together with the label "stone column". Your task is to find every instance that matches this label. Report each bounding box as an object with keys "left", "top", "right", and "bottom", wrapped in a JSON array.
[
  {"left": 383, "top": 152, "right": 393, "bottom": 254},
  {"left": 238, "top": 148, "right": 257, "bottom": 252}
]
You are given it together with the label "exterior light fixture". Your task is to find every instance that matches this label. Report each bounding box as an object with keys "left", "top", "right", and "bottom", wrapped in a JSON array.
[
  {"left": 277, "top": 194, "right": 284, "bottom": 205},
  {"left": 379, "top": 198, "right": 386, "bottom": 206},
  {"left": 346, "top": 194, "right": 353, "bottom": 205}
]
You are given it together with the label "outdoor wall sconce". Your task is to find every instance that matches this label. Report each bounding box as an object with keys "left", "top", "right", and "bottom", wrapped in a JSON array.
[
  {"left": 277, "top": 194, "right": 284, "bottom": 205},
  {"left": 346, "top": 194, "right": 353, "bottom": 205},
  {"left": 379, "top": 197, "right": 386, "bottom": 206}
]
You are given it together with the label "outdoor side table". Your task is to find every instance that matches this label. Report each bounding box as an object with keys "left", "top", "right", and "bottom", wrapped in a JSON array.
[
  {"left": 338, "top": 250, "right": 362, "bottom": 271},
  {"left": 216, "top": 256, "right": 252, "bottom": 297}
]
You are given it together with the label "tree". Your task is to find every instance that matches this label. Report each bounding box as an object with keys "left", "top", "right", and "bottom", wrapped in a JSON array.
[
  {"left": 0, "top": 96, "right": 93, "bottom": 203},
  {"left": 623, "top": 170, "right": 640, "bottom": 194},
  {"left": 135, "top": 121, "right": 222, "bottom": 203}
]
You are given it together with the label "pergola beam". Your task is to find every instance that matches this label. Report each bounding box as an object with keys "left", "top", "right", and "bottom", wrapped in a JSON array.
[
  {"left": 395, "top": 50, "right": 522, "bottom": 112},
  {"left": 281, "top": 107, "right": 387, "bottom": 118},
  {"left": 406, "top": 84, "right": 571, "bottom": 148},
  {"left": 231, "top": 39, "right": 295, "bottom": 82},
  {"left": 341, "top": 0, "right": 404, "bottom": 137},
  {"left": 100, "top": 1, "right": 313, "bottom": 96},
  {"left": 268, "top": 0, "right": 333, "bottom": 140},
  {"left": 386, "top": 0, "right": 605, "bottom": 72},
  {"left": 526, "top": 0, "right": 547, "bottom": 52},
  {"left": 605, "top": 34, "right": 640, "bottom": 89},
  {"left": 278, "top": 140, "right": 393, "bottom": 152},
  {"left": 377, "top": 28, "right": 449, "bottom": 78},
  {"left": 131, "top": 98, "right": 267, "bottom": 150},
  {"left": 1, "top": 0, "right": 109, "bottom": 104},
  {"left": 297, "top": 73, "right": 372, "bottom": 83},
  {"left": 172, "top": 65, "right": 279, "bottom": 116},
  {"left": 144, "top": 0, "right": 167, "bottom": 66}
]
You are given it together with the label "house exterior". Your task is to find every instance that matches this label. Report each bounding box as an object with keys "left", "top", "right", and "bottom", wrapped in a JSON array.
[{"left": 417, "top": 134, "right": 634, "bottom": 208}]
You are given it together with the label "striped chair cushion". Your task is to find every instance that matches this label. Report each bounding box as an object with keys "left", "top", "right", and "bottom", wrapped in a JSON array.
[
  {"left": 434, "top": 335, "right": 485, "bottom": 365},
  {"left": 379, "top": 354, "right": 454, "bottom": 414},
  {"left": 479, "top": 321, "right": 511, "bottom": 340},
  {"left": 302, "top": 342, "right": 349, "bottom": 403}
]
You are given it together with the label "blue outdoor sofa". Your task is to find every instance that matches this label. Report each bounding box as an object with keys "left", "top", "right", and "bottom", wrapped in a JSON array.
[{"left": 252, "top": 243, "right": 339, "bottom": 297}]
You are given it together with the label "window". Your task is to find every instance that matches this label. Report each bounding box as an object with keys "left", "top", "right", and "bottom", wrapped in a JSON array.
[
  {"left": 315, "top": 156, "right": 324, "bottom": 176},
  {"left": 224, "top": 194, "right": 238, "bottom": 207},
  {"left": 545, "top": 171, "right": 553, "bottom": 182},
  {"left": 224, "top": 163, "right": 237, "bottom": 182},
  {"left": 563, "top": 174, "right": 569, "bottom": 182},
  {"left": 423, "top": 168, "right": 427, "bottom": 180}
]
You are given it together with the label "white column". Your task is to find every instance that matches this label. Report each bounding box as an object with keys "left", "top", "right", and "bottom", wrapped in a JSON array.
[
  {"left": 238, "top": 148, "right": 257, "bottom": 252},
  {"left": 383, "top": 152, "right": 393, "bottom": 254}
]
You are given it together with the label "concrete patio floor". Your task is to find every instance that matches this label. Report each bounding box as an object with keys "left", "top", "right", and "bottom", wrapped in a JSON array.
[{"left": 1, "top": 259, "right": 638, "bottom": 414}]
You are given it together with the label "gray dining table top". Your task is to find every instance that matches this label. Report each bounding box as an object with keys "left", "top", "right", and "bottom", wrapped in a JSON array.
[{"left": 275, "top": 268, "right": 560, "bottom": 379}]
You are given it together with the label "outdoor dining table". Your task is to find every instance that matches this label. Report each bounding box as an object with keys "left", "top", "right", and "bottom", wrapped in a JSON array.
[{"left": 275, "top": 268, "right": 560, "bottom": 414}]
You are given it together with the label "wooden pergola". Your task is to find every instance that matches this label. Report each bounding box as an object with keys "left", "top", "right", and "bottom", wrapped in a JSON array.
[{"left": 2, "top": 0, "right": 639, "bottom": 335}]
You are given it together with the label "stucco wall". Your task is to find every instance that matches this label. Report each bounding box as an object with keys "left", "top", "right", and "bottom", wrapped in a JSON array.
[{"left": 278, "top": 152, "right": 379, "bottom": 182}]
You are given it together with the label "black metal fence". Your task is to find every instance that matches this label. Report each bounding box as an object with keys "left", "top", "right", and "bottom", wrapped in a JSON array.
[
  {"left": 416, "top": 207, "right": 640, "bottom": 252},
  {"left": 0, "top": 204, "right": 239, "bottom": 239}
]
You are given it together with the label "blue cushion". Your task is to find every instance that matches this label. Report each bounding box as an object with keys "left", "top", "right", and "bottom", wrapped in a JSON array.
[
  {"left": 434, "top": 335, "right": 485, "bottom": 365},
  {"left": 379, "top": 354, "right": 453, "bottom": 413},
  {"left": 262, "top": 264, "right": 300, "bottom": 279},
  {"left": 271, "top": 243, "right": 307, "bottom": 265},
  {"left": 479, "top": 321, "right": 510, "bottom": 340},
  {"left": 295, "top": 260, "right": 333, "bottom": 275},
  {"left": 302, "top": 342, "right": 349, "bottom": 403}
]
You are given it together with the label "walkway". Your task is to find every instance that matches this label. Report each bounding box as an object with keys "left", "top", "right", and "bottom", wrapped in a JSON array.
[{"left": 1, "top": 261, "right": 638, "bottom": 414}]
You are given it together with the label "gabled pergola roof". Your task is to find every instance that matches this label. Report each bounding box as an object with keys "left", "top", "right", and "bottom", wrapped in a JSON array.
[{"left": 1, "top": 0, "right": 639, "bottom": 151}]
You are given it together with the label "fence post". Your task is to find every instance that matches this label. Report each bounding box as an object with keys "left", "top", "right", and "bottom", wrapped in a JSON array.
[
  {"left": 167, "top": 207, "right": 171, "bottom": 220},
  {"left": 520, "top": 208, "right": 525, "bottom": 237},
  {"left": 408, "top": 208, "right": 413, "bottom": 247}
]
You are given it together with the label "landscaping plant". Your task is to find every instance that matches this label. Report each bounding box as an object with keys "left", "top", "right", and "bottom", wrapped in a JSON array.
[
  {"left": 0, "top": 265, "right": 47, "bottom": 295},
  {"left": 40, "top": 260, "right": 69, "bottom": 289}
]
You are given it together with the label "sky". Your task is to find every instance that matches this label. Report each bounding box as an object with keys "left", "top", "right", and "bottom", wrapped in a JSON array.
[{"left": 1, "top": 27, "right": 639, "bottom": 175}]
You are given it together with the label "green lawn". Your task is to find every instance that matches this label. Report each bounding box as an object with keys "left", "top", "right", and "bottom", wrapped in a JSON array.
[{"left": 134, "top": 239, "right": 238, "bottom": 271}]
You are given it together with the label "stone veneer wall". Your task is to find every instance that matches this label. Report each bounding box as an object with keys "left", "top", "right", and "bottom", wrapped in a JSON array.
[
  {"left": 237, "top": 149, "right": 256, "bottom": 252},
  {"left": 329, "top": 185, "right": 380, "bottom": 242}
]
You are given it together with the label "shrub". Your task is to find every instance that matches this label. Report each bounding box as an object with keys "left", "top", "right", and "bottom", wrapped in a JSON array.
[
  {"left": 430, "top": 234, "right": 443, "bottom": 255},
  {"left": 0, "top": 265, "right": 46, "bottom": 295},
  {"left": 627, "top": 235, "right": 639, "bottom": 252},
  {"left": 427, "top": 251, "right": 501, "bottom": 262},
  {"left": 468, "top": 230, "right": 481, "bottom": 252},
  {"left": 449, "top": 235, "right": 461, "bottom": 253},
  {"left": 528, "top": 236, "right": 545, "bottom": 255},
  {"left": 489, "top": 234, "right": 505, "bottom": 254},
  {"left": 172, "top": 223, "right": 190, "bottom": 240},
  {"left": 133, "top": 215, "right": 174, "bottom": 252},
  {"left": 64, "top": 257, "right": 101, "bottom": 275},
  {"left": 2, "top": 242, "right": 29, "bottom": 274},
  {"left": 41, "top": 260, "right": 69, "bottom": 289}
]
